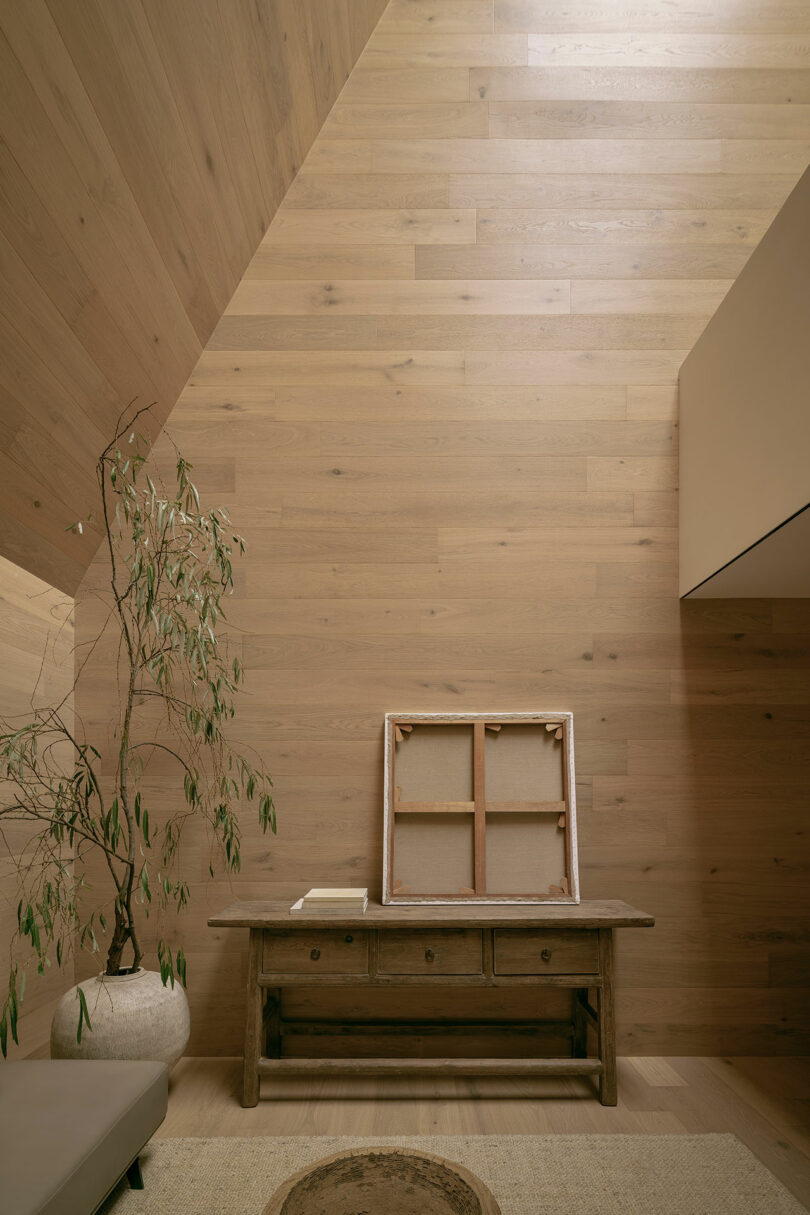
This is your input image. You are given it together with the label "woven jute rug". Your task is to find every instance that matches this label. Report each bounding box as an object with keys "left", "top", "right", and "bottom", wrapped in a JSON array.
[{"left": 102, "top": 1134, "right": 806, "bottom": 1214}]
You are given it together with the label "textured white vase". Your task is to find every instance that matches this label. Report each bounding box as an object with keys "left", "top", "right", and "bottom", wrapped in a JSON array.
[{"left": 50, "top": 968, "right": 190, "bottom": 1069}]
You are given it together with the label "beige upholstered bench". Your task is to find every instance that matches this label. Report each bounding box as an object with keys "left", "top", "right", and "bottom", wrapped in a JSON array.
[{"left": 0, "top": 1059, "right": 168, "bottom": 1214}]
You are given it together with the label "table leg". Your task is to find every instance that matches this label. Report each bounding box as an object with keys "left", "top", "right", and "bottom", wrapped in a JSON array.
[
  {"left": 597, "top": 929, "right": 617, "bottom": 1105},
  {"left": 242, "top": 928, "right": 263, "bottom": 1107}
]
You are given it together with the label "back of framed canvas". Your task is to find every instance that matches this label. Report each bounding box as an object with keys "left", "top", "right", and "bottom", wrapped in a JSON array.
[{"left": 383, "top": 712, "right": 579, "bottom": 905}]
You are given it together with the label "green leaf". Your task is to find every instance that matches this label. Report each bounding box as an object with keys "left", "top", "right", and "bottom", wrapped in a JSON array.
[
  {"left": 77, "top": 987, "right": 92, "bottom": 1045},
  {"left": 9, "top": 987, "right": 18, "bottom": 1045},
  {"left": 0, "top": 417, "right": 279, "bottom": 1053}
]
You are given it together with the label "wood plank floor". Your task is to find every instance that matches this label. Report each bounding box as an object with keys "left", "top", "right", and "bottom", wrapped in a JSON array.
[
  {"left": 161, "top": 1056, "right": 810, "bottom": 1208},
  {"left": 143, "top": 0, "right": 810, "bottom": 1061}
]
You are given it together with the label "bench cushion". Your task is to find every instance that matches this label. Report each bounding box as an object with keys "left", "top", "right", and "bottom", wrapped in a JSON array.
[{"left": 0, "top": 1059, "right": 168, "bottom": 1215}]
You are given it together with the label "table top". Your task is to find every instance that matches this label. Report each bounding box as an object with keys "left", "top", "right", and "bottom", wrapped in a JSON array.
[{"left": 208, "top": 899, "right": 654, "bottom": 930}]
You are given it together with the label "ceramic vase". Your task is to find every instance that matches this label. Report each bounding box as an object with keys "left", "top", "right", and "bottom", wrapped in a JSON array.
[{"left": 50, "top": 967, "right": 189, "bottom": 1069}]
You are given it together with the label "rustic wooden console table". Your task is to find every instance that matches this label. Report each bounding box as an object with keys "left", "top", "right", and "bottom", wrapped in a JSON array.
[{"left": 209, "top": 900, "right": 654, "bottom": 1107}]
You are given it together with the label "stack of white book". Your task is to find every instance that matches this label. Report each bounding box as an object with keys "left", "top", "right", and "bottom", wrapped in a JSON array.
[{"left": 290, "top": 887, "right": 368, "bottom": 915}]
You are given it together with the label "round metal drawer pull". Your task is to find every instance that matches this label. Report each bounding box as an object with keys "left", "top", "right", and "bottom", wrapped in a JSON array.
[
  {"left": 541, "top": 948, "right": 553, "bottom": 962},
  {"left": 345, "top": 934, "right": 353, "bottom": 943},
  {"left": 425, "top": 948, "right": 436, "bottom": 963},
  {"left": 310, "top": 947, "right": 321, "bottom": 961}
]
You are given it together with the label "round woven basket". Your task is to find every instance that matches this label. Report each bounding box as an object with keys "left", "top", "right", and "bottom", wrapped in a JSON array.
[{"left": 262, "top": 1146, "right": 502, "bottom": 1215}]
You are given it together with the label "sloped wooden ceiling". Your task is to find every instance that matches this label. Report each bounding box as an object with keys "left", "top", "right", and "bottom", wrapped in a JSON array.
[{"left": 0, "top": 0, "right": 386, "bottom": 593}]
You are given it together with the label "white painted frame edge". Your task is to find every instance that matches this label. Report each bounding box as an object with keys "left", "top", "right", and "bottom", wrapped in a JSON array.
[{"left": 381, "top": 711, "right": 579, "bottom": 906}]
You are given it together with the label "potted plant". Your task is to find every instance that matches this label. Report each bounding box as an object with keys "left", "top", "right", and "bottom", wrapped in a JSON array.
[{"left": 0, "top": 408, "right": 275, "bottom": 1064}]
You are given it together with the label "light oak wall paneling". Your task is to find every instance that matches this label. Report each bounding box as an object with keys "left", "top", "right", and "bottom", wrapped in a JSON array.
[
  {"left": 322, "top": 101, "right": 490, "bottom": 140},
  {"left": 227, "top": 278, "right": 571, "bottom": 316},
  {"left": 377, "top": 2, "right": 497, "bottom": 36},
  {"left": 571, "top": 281, "right": 734, "bottom": 316},
  {"left": 341, "top": 67, "right": 473, "bottom": 103},
  {"left": 75, "top": 0, "right": 810, "bottom": 1057},
  {"left": 522, "top": 34, "right": 810, "bottom": 69},
  {"left": 492, "top": 0, "right": 810, "bottom": 35},
  {"left": 315, "top": 419, "right": 675, "bottom": 456},
  {"left": 414, "top": 244, "right": 757, "bottom": 279},
  {"left": 210, "top": 316, "right": 701, "bottom": 352},
  {"left": 283, "top": 170, "right": 800, "bottom": 211},
  {"left": 360, "top": 34, "right": 529, "bottom": 68},
  {"left": 0, "top": 556, "right": 74, "bottom": 1058},
  {"left": 244, "top": 242, "right": 415, "bottom": 280},
  {"left": 473, "top": 209, "right": 774, "bottom": 245},
  {"left": 302, "top": 137, "right": 810, "bottom": 174},
  {"left": 284, "top": 172, "right": 453, "bottom": 208},
  {"left": 444, "top": 173, "right": 800, "bottom": 209},
  {"left": 179, "top": 384, "right": 628, "bottom": 422},
  {"left": 0, "top": 0, "right": 386, "bottom": 593},
  {"left": 263, "top": 207, "right": 477, "bottom": 245},
  {"left": 473, "top": 66, "right": 810, "bottom": 102},
  {"left": 487, "top": 100, "right": 810, "bottom": 140}
]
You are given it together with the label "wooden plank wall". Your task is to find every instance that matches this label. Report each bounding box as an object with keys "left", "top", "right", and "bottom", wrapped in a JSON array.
[
  {"left": 0, "top": 556, "right": 74, "bottom": 1057},
  {"left": 76, "top": 0, "right": 810, "bottom": 1056},
  {"left": 0, "top": 0, "right": 386, "bottom": 594}
]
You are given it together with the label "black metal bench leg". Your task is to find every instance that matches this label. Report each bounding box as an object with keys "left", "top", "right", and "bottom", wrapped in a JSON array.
[{"left": 126, "top": 1158, "right": 144, "bottom": 1190}]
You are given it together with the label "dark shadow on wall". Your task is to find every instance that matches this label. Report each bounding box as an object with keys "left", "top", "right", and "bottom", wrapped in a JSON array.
[{"left": 671, "top": 595, "right": 810, "bottom": 1055}]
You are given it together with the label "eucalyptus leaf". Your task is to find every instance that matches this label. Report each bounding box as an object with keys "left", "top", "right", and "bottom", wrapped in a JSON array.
[{"left": 0, "top": 406, "right": 277, "bottom": 1057}]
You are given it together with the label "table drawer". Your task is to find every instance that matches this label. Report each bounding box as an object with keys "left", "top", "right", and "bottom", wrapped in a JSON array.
[
  {"left": 262, "top": 929, "right": 369, "bottom": 974},
  {"left": 378, "top": 929, "right": 483, "bottom": 975},
  {"left": 494, "top": 929, "right": 598, "bottom": 975}
]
